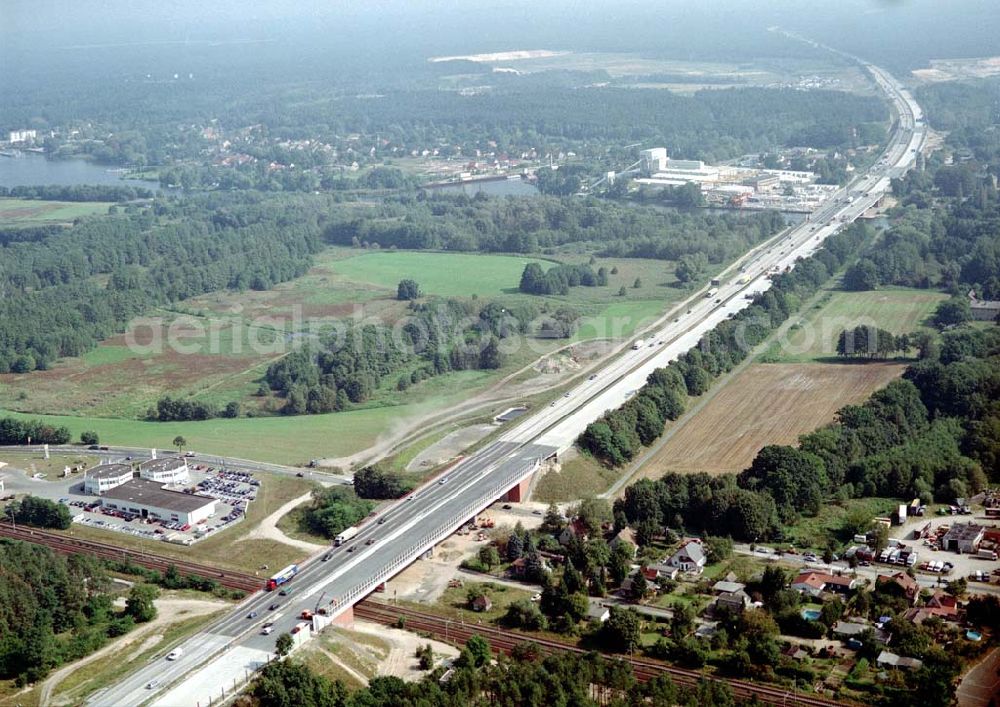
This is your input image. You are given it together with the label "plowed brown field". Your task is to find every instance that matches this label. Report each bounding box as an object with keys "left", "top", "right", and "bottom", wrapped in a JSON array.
[{"left": 638, "top": 361, "right": 906, "bottom": 477}]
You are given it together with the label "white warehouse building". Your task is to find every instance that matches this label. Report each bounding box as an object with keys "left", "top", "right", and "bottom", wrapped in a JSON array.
[
  {"left": 83, "top": 463, "right": 135, "bottom": 495},
  {"left": 139, "top": 456, "right": 190, "bottom": 486},
  {"left": 100, "top": 479, "right": 216, "bottom": 526}
]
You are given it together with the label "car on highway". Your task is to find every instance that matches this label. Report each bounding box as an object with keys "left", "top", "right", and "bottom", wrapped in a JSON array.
[
  {"left": 146, "top": 680, "right": 160, "bottom": 690},
  {"left": 347, "top": 545, "right": 356, "bottom": 552},
  {"left": 564, "top": 392, "right": 571, "bottom": 397},
  {"left": 588, "top": 374, "right": 597, "bottom": 380},
  {"left": 438, "top": 477, "right": 448, "bottom": 484},
  {"left": 268, "top": 602, "right": 280, "bottom": 610},
  {"left": 279, "top": 588, "right": 292, "bottom": 596},
  {"left": 166, "top": 649, "right": 183, "bottom": 661},
  {"left": 261, "top": 626, "right": 273, "bottom": 635},
  {"left": 366, "top": 538, "right": 375, "bottom": 545},
  {"left": 378, "top": 517, "right": 387, "bottom": 524},
  {"left": 322, "top": 553, "right": 331, "bottom": 561},
  {"left": 247, "top": 610, "right": 259, "bottom": 619}
]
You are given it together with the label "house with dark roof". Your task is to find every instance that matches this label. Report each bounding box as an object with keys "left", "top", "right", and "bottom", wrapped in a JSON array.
[
  {"left": 877, "top": 651, "right": 923, "bottom": 671},
  {"left": 609, "top": 526, "right": 638, "bottom": 557},
  {"left": 558, "top": 519, "right": 590, "bottom": 546},
  {"left": 875, "top": 572, "right": 920, "bottom": 605},
  {"left": 471, "top": 595, "right": 493, "bottom": 612},
  {"left": 715, "top": 590, "right": 751, "bottom": 614}
]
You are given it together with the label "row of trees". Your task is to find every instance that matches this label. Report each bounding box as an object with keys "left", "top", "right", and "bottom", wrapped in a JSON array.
[
  {"left": 0, "top": 184, "right": 153, "bottom": 202},
  {"left": 324, "top": 192, "right": 787, "bottom": 262},
  {"left": 579, "top": 222, "right": 873, "bottom": 467},
  {"left": 251, "top": 638, "right": 742, "bottom": 707},
  {"left": 6, "top": 496, "right": 72, "bottom": 530},
  {"left": 0, "top": 416, "right": 71, "bottom": 445}
]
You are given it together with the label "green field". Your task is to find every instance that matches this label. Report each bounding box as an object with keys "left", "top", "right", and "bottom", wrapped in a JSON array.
[
  {"left": 0, "top": 398, "right": 466, "bottom": 465},
  {"left": 766, "top": 287, "right": 946, "bottom": 363},
  {"left": 327, "top": 250, "right": 550, "bottom": 298},
  {"left": 0, "top": 197, "right": 112, "bottom": 224}
]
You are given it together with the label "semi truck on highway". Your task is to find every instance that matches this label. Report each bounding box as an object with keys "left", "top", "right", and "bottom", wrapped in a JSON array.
[
  {"left": 335, "top": 526, "right": 359, "bottom": 546},
  {"left": 265, "top": 564, "right": 299, "bottom": 591}
]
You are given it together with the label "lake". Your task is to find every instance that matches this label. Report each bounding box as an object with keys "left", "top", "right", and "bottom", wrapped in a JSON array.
[{"left": 0, "top": 151, "right": 159, "bottom": 190}]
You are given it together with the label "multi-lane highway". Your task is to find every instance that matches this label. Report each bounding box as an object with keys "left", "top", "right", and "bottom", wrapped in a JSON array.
[{"left": 88, "top": 61, "right": 924, "bottom": 707}]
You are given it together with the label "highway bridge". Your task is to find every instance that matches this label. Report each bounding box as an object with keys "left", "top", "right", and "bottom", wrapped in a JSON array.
[{"left": 86, "top": 60, "right": 925, "bottom": 707}]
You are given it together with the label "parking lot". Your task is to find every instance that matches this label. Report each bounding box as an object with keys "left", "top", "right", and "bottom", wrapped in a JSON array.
[{"left": 68, "top": 464, "right": 259, "bottom": 544}]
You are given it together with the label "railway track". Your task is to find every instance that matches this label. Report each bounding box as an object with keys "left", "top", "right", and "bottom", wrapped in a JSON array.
[
  {"left": 356, "top": 601, "right": 845, "bottom": 707},
  {"left": 0, "top": 521, "right": 262, "bottom": 593}
]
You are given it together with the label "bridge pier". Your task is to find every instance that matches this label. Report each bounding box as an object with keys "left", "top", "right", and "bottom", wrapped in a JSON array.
[{"left": 504, "top": 476, "right": 532, "bottom": 503}]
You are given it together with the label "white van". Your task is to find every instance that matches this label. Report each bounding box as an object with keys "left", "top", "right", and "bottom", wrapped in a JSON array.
[{"left": 166, "top": 648, "right": 184, "bottom": 661}]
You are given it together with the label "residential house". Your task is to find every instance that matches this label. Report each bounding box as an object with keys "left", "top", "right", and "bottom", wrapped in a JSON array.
[
  {"left": 875, "top": 572, "right": 920, "bottom": 605},
  {"left": 834, "top": 620, "right": 890, "bottom": 644},
  {"left": 791, "top": 572, "right": 828, "bottom": 598},
  {"left": 559, "top": 519, "right": 590, "bottom": 546},
  {"left": 715, "top": 590, "right": 752, "bottom": 614},
  {"left": 712, "top": 581, "right": 746, "bottom": 595},
  {"left": 876, "top": 651, "right": 923, "bottom": 671},
  {"left": 620, "top": 567, "right": 659, "bottom": 597},
  {"left": 609, "top": 526, "right": 638, "bottom": 558},
  {"left": 791, "top": 571, "right": 857, "bottom": 597},
  {"left": 587, "top": 604, "right": 610, "bottom": 623},
  {"left": 782, "top": 645, "right": 810, "bottom": 661},
  {"left": 667, "top": 540, "right": 706, "bottom": 574},
  {"left": 646, "top": 563, "right": 679, "bottom": 581},
  {"left": 924, "top": 590, "right": 959, "bottom": 619}
]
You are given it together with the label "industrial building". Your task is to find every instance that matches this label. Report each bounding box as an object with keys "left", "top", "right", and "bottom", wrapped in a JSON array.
[
  {"left": 138, "top": 456, "right": 190, "bottom": 485},
  {"left": 621, "top": 146, "right": 832, "bottom": 212},
  {"left": 100, "top": 479, "right": 216, "bottom": 526},
  {"left": 83, "top": 463, "right": 135, "bottom": 495},
  {"left": 941, "top": 522, "right": 984, "bottom": 554}
]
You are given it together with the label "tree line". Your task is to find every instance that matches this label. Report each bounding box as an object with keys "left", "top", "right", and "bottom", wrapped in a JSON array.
[
  {"left": 616, "top": 325, "right": 998, "bottom": 542},
  {"left": 0, "top": 416, "right": 72, "bottom": 445},
  {"left": 324, "top": 192, "right": 787, "bottom": 263},
  {"left": 250, "top": 641, "right": 744, "bottom": 707},
  {"left": 579, "top": 222, "right": 873, "bottom": 466},
  {"left": 0, "top": 184, "right": 153, "bottom": 202}
]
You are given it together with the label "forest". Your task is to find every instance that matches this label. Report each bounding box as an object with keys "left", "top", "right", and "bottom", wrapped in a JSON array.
[
  {"left": 263, "top": 299, "right": 535, "bottom": 414},
  {"left": 325, "top": 193, "right": 787, "bottom": 261},
  {"left": 0, "top": 540, "right": 157, "bottom": 685},
  {"left": 0, "top": 192, "right": 327, "bottom": 373}
]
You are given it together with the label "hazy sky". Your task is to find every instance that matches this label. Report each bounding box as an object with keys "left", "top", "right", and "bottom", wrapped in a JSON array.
[{"left": 2, "top": 0, "right": 998, "bottom": 86}]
